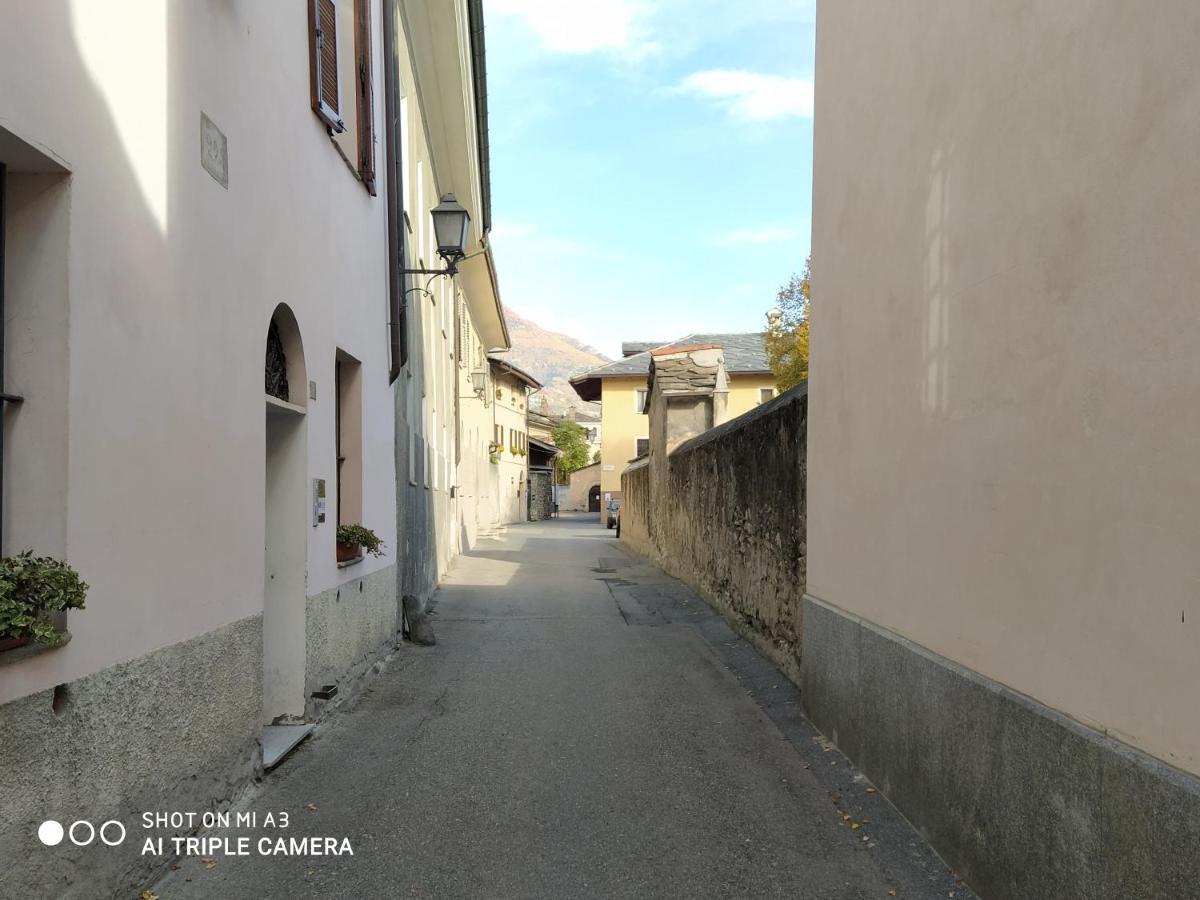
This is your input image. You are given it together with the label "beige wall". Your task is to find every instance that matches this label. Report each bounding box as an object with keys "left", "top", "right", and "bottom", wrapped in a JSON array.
[
  {"left": 809, "top": 1, "right": 1200, "bottom": 776},
  {"left": 0, "top": 2, "right": 398, "bottom": 704},
  {"left": 491, "top": 369, "right": 529, "bottom": 524},
  {"left": 599, "top": 373, "right": 776, "bottom": 495},
  {"left": 456, "top": 294, "right": 504, "bottom": 545}
]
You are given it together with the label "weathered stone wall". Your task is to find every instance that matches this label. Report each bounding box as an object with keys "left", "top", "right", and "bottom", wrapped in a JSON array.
[
  {"left": 528, "top": 469, "right": 554, "bottom": 521},
  {"left": 0, "top": 616, "right": 262, "bottom": 899},
  {"left": 619, "top": 458, "right": 652, "bottom": 556},
  {"left": 305, "top": 564, "right": 399, "bottom": 719},
  {"left": 623, "top": 384, "right": 807, "bottom": 682}
]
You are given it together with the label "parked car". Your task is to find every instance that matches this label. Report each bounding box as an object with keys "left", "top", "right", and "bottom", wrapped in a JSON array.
[{"left": 606, "top": 499, "right": 621, "bottom": 530}]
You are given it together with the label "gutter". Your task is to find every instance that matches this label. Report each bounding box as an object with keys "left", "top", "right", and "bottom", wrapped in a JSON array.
[
  {"left": 466, "top": 0, "right": 509, "bottom": 352},
  {"left": 466, "top": 0, "right": 491, "bottom": 234}
]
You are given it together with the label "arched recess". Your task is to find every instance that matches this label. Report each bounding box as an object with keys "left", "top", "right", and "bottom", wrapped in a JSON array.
[
  {"left": 588, "top": 485, "right": 601, "bottom": 513},
  {"left": 265, "top": 303, "right": 308, "bottom": 409},
  {"left": 263, "top": 303, "right": 308, "bottom": 726}
]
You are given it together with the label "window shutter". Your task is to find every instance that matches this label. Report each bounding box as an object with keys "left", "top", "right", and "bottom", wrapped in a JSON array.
[
  {"left": 354, "top": 0, "right": 376, "bottom": 194},
  {"left": 309, "top": 0, "right": 345, "bottom": 132},
  {"left": 459, "top": 300, "right": 470, "bottom": 369}
]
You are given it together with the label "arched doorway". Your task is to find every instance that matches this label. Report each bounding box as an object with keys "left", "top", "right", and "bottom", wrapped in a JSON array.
[
  {"left": 263, "top": 304, "right": 308, "bottom": 726},
  {"left": 588, "top": 484, "right": 601, "bottom": 512}
]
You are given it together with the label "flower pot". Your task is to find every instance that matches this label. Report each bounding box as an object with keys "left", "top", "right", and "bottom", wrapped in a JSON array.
[
  {"left": 336, "top": 542, "right": 361, "bottom": 563},
  {"left": 0, "top": 636, "right": 31, "bottom": 653}
]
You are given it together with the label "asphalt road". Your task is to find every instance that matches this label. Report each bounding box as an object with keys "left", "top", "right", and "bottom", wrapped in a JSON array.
[{"left": 158, "top": 513, "right": 972, "bottom": 900}]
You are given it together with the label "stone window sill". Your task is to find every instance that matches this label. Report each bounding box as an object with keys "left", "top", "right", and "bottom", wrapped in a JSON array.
[
  {"left": 337, "top": 555, "right": 364, "bottom": 569},
  {"left": 0, "top": 631, "right": 72, "bottom": 668}
]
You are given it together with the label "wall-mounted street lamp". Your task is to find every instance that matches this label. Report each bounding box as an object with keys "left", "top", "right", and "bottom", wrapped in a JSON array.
[
  {"left": 470, "top": 369, "right": 490, "bottom": 406},
  {"left": 404, "top": 193, "right": 471, "bottom": 278}
]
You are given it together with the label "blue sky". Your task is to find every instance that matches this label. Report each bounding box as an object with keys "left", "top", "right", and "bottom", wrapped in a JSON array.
[{"left": 482, "top": 0, "right": 816, "bottom": 359}]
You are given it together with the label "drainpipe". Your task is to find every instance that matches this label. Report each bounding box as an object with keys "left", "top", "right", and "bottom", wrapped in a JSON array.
[
  {"left": 0, "top": 162, "right": 6, "bottom": 554},
  {"left": 382, "top": 0, "right": 405, "bottom": 382},
  {"left": 0, "top": 163, "right": 20, "bottom": 555}
]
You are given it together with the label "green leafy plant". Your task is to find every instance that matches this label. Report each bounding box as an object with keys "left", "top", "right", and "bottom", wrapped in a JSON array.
[
  {"left": 552, "top": 420, "right": 591, "bottom": 483},
  {"left": 335, "top": 524, "right": 385, "bottom": 558},
  {"left": 764, "top": 257, "right": 812, "bottom": 392},
  {"left": 0, "top": 552, "right": 89, "bottom": 647}
]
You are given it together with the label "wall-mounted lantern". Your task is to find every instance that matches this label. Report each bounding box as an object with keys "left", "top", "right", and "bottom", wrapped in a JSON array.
[{"left": 402, "top": 193, "right": 472, "bottom": 279}]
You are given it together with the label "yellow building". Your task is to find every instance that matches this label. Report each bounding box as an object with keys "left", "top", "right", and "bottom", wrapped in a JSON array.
[{"left": 571, "top": 334, "right": 776, "bottom": 505}]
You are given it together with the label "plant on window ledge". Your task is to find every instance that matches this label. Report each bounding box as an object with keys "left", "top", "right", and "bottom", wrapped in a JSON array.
[
  {"left": 335, "top": 524, "right": 385, "bottom": 563},
  {"left": 0, "top": 552, "right": 89, "bottom": 651}
]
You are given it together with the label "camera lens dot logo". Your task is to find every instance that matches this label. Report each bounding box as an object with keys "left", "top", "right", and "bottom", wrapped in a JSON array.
[{"left": 38, "top": 820, "right": 65, "bottom": 847}]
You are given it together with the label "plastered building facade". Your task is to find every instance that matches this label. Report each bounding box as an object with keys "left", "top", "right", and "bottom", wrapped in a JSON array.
[
  {"left": 0, "top": 1, "right": 506, "bottom": 895},
  {"left": 806, "top": 3, "right": 1200, "bottom": 896}
]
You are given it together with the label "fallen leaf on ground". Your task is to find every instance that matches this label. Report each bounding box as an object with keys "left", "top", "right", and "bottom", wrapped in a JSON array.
[
  {"left": 141, "top": 892, "right": 158, "bottom": 900},
  {"left": 866, "top": 787, "right": 877, "bottom": 794},
  {"left": 306, "top": 803, "right": 318, "bottom": 811}
]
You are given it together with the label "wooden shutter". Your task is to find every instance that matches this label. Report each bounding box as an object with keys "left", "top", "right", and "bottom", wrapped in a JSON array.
[
  {"left": 309, "top": 0, "right": 345, "bottom": 132},
  {"left": 355, "top": 0, "right": 376, "bottom": 194}
]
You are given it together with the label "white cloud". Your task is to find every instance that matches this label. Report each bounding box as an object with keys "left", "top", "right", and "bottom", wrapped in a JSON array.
[
  {"left": 676, "top": 69, "right": 814, "bottom": 121},
  {"left": 710, "top": 226, "right": 802, "bottom": 247},
  {"left": 485, "top": 0, "right": 653, "bottom": 55}
]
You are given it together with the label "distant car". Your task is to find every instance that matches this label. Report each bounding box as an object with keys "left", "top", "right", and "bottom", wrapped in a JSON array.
[{"left": 606, "top": 499, "right": 621, "bottom": 530}]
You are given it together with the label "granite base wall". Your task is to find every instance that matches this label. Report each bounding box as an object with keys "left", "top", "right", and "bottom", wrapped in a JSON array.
[
  {"left": 801, "top": 595, "right": 1200, "bottom": 900},
  {"left": 305, "top": 563, "right": 399, "bottom": 718},
  {"left": 0, "top": 615, "right": 262, "bottom": 900}
]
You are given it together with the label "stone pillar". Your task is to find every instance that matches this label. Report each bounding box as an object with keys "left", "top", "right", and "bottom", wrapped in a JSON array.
[{"left": 643, "top": 344, "right": 725, "bottom": 547}]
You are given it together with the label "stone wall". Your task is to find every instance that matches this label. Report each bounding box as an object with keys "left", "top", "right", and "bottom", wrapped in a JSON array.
[
  {"left": 0, "top": 616, "right": 262, "bottom": 899},
  {"left": 622, "top": 383, "right": 807, "bottom": 682},
  {"left": 528, "top": 468, "right": 554, "bottom": 521},
  {"left": 305, "top": 564, "right": 399, "bottom": 720}
]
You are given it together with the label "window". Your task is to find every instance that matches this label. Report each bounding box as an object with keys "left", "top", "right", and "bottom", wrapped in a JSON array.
[
  {"left": 635, "top": 389, "right": 648, "bottom": 413},
  {"left": 308, "top": 0, "right": 345, "bottom": 132},
  {"left": 353, "top": 0, "right": 375, "bottom": 194},
  {"left": 493, "top": 424, "right": 503, "bottom": 448},
  {"left": 636, "top": 438, "right": 650, "bottom": 457},
  {"left": 760, "top": 387, "right": 776, "bottom": 404},
  {"left": 335, "top": 352, "right": 363, "bottom": 528}
]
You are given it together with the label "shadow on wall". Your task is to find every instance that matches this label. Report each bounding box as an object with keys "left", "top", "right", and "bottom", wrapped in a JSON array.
[{"left": 0, "top": 5, "right": 269, "bottom": 900}]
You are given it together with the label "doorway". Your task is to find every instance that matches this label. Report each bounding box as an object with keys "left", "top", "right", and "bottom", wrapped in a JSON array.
[
  {"left": 263, "top": 305, "right": 308, "bottom": 726},
  {"left": 588, "top": 484, "right": 601, "bottom": 512}
]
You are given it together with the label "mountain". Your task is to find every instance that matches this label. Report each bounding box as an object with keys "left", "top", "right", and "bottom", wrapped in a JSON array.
[{"left": 500, "top": 307, "right": 609, "bottom": 416}]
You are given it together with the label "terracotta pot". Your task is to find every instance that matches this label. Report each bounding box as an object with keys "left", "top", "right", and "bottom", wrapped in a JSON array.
[
  {"left": 0, "top": 635, "right": 31, "bottom": 653},
  {"left": 336, "top": 541, "right": 361, "bottom": 563}
]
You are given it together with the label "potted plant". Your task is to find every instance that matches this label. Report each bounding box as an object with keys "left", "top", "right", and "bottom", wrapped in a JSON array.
[
  {"left": 335, "top": 524, "right": 385, "bottom": 563},
  {"left": 0, "top": 552, "right": 89, "bottom": 651}
]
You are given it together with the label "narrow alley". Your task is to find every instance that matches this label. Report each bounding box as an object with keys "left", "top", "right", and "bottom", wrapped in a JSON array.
[{"left": 161, "top": 515, "right": 969, "bottom": 900}]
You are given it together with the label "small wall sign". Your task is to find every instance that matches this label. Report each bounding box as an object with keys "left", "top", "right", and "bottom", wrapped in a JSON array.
[
  {"left": 313, "top": 479, "right": 326, "bottom": 526},
  {"left": 201, "top": 112, "right": 228, "bottom": 188}
]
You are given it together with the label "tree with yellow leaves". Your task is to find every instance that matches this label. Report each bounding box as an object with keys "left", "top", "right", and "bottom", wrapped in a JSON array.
[{"left": 764, "top": 256, "right": 811, "bottom": 392}]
